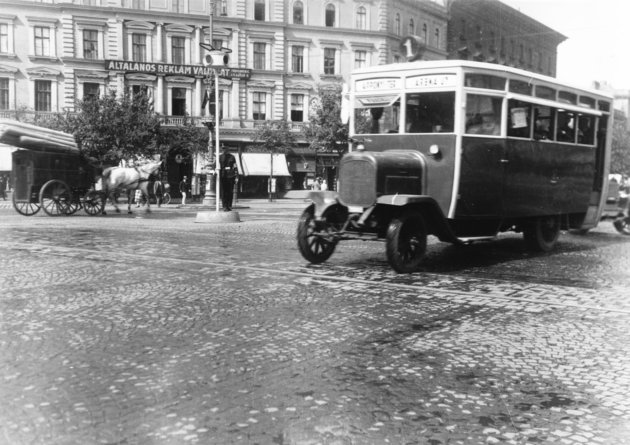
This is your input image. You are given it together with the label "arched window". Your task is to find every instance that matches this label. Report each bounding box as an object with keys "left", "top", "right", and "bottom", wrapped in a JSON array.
[
  {"left": 325, "top": 4, "right": 335, "bottom": 27},
  {"left": 356, "top": 6, "right": 366, "bottom": 30},
  {"left": 293, "top": 1, "right": 303, "bottom": 25},
  {"left": 408, "top": 18, "right": 414, "bottom": 35},
  {"left": 395, "top": 13, "right": 400, "bottom": 35}
]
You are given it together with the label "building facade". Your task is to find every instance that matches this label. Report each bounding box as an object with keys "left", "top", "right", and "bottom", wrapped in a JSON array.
[
  {"left": 446, "top": 0, "right": 566, "bottom": 77},
  {"left": 0, "top": 0, "right": 566, "bottom": 196}
]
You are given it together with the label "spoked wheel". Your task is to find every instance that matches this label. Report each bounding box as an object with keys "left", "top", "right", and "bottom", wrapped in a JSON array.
[
  {"left": 83, "top": 191, "right": 104, "bottom": 216},
  {"left": 297, "top": 205, "right": 340, "bottom": 264},
  {"left": 12, "top": 193, "right": 41, "bottom": 216},
  {"left": 39, "top": 180, "right": 73, "bottom": 216},
  {"left": 386, "top": 211, "right": 427, "bottom": 273},
  {"left": 162, "top": 192, "right": 171, "bottom": 205},
  {"left": 64, "top": 200, "right": 81, "bottom": 215},
  {"left": 613, "top": 216, "right": 630, "bottom": 235},
  {"left": 523, "top": 215, "right": 561, "bottom": 252}
]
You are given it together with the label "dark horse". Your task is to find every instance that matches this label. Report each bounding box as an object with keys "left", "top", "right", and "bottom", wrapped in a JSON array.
[{"left": 100, "top": 160, "right": 162, "bottom": 215}]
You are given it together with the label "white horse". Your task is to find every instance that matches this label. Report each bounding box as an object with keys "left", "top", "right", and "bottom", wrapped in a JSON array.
[{"left": 100, "top": 160, "right": 162, "bottom": 215}]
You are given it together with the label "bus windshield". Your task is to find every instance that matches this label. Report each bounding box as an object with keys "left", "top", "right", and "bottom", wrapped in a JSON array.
[{"left": 354, "top": 91, "right": 455, "bottom": 135}]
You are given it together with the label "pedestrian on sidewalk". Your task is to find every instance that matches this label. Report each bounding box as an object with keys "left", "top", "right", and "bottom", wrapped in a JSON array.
[
  {"left": 179, "top": 176, "right": 189, "bottom": 206},
  {"left": 0, "top": 175, "right": 6, "bottom": 200},
  {"left": 219, "top": 146, "right": 238, "bottom": 211}
]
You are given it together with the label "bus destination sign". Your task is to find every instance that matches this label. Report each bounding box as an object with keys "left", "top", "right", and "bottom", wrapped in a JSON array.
[
  {"left": 406, "top": 74, "right": 457, "bottom": 89},
  {"left": 355, "top": 78, "right": 401, "bottom": 92}
]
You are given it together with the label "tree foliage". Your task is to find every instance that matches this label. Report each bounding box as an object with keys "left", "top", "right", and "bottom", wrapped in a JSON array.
[
  {"left": 158, "top": 116, "right": 208, "bottom": 162},
  {"left": 303, "top": 84, "right": 349, "bottom": 156},
  {"left": 252, "top": 120, "right": 296, "bottom": 153},
  {"left": 67, "top": 90, "right": 162, "bottom": 166},
  {"left": 611, "top": 113, "right": 630, "bottom": 175}
]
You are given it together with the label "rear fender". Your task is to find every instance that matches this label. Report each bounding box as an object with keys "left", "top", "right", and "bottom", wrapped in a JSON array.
[{"left": 308, "top": 191, "right": 343, "bottom": 218}]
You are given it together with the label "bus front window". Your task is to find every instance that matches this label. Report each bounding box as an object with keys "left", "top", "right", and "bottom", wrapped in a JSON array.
[
  {"left": 354, "top": 100, "right": 401, "bottom": 134},
  {"left": 405, "top": 92, "right": 455, "bottom": 133}
]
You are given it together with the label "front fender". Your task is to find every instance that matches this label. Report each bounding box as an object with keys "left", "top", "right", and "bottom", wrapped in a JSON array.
[
  {"left": 308, "top": 191, "right": 343, "bottom": 218},
  {"left": 376, "top": 194, "right": 437, "bottom": 206}
]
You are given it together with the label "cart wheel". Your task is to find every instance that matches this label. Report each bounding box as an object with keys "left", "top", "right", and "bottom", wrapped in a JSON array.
[
  {"left": 12, "top": 193, "right": 41, "bottom": 216},
  {"left": 613, "top": 216, "right": 630, "bottom": 235},
  {"left": 386, "top": 211, "right": 427, "bottom": 273},
  {"left": 523, "top": 215, "right": 561, "bottom": 252},
  {"left": 83, "top": 191, "right": 104, "bottom": 216},
  {"left": 163, "top": 192, "right": 171, "bottom": 205},
  {"left": 64, "top": 200, "right": 81, "bottom": 215},
  {"left": 39, "top": 180, "right": 73, "bottom": 217},
  {"left": 297, "top": 204, "right": 338, "bottom": 264}
]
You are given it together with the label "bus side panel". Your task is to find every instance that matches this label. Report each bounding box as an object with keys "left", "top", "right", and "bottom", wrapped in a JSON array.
[
  {"left": 455, "top": 137, "right": 505, "bottom": 218},
  {"left": 550, "top": 145, "right": 594, "bottom": 214},
  {"left": 502, "top": 140, "right": 594, "bottom": 217}
]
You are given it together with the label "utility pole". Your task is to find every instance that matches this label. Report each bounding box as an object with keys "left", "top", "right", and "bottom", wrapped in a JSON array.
[{"left": 202, "top": 0, "right": 217, "bottom": 207}]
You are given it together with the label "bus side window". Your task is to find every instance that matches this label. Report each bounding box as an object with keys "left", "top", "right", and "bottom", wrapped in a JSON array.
[
  {"left": 578, "top": 114, "right": 595, "bottom": 145},
  {"left": 556, "top": 110, "right": 576, "bottom": 142},
  {"left": 507, "top": 100, "right": 531, "bottom": 138},
  {"left": 465, "top": 94, "right": 501, "bottom": 135},
  {"left": 533, "top": 106, "right": 554, "bottom": 141}
]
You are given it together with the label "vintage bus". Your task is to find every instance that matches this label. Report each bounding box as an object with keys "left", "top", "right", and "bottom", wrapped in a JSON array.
[{"left": 297, "top": 60, "right": 613, "bottom": 273}]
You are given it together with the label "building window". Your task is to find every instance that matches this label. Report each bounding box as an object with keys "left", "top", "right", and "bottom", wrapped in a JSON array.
[
  {"left": 254, "top": 42, "right": 266, "bottom": 70},
  {"left": 132, "top": 33, "right": 147, "bottom": 62},
  {"left": 212, "top": 39, "right": 224, "bottom": 50},
  {"left": 172, "top": 0, "right": 184, "bottom": 13},
  {"left": 325, "top": 4, "right": 335, "bottom": 27},
  {"left": 434, "top": 28, "right": 440, "bottom": 48},
  {"left": 253, "top": 92, "right": 266, "bottom": 120},
  {"left": 254, "top": 0, "right": 265, "bottom": 21},
  {"left": 354, "top": 50, "right": 366, "bottom": 69},
  {"left": 0, "top": 78, "right": 8, "bottom": 110},
  {"left": 408, "top": 19, "right": 414, "bottom": 35},
  {"left": 356, "top": 6, "right": 366, "bottom": 30},
  {"left": 324, "top": 48, "right": 335, "bottom": 75},
  {"left": 172, "top": 36, "right": 186, "bottom": 64},
  {"left": 34, "top": 26, "right": 50, "bottom": 57},
  {"left": 132, "top": 0, "right": 146, "bottom": 9},
  {"left": 291, "top": 94, "right": 304, "bottom": 122},
  {"left": 422, "top": 23, "right": 427, "bottom": 42},
  {"left": 35, "top": 80, "right": 51, "bottom": 111},
  {"left": 172, "top": 87, "right": 186, "bottom": 116},
  {"left": 293, "top": 1, "right": 304, "bottom": 24},
  {"left": 219, "top": 0, "right": 227, "bottom": 15},
  {"left": 0, "top": 24, "right": 8, "bottom": 54},
  {"left": 395, "top": 14, "right": 400, "bottom": 36},
  {"left": 83, "top": 82, "right": 100, "bottom": 100},
  {"left": 83, "top": 29, "right": 98, "bottom": 59},
  {"left": 292, "top": 46, "right": 304, "bottom": 73}
]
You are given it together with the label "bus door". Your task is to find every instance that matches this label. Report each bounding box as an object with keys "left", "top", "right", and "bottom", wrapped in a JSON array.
[{"left": 457, "top": 94, "right": 505, "bottom": 220}]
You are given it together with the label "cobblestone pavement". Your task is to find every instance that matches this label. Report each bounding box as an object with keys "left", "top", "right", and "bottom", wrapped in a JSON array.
[{"left": 1, "top": 205, "right": 630, "bottom": 445}]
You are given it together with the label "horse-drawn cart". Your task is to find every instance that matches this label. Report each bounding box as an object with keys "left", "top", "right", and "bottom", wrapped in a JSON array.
[{"left": 0, "top": 119, "right": 104, "bottom": 216}]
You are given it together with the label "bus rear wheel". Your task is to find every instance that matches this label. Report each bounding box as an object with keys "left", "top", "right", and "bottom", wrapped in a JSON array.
[
  {"left": 523, "top": 215, "right": 561, "bottom": 252},
  {"left": 386, "top": 211, "right": 427, "bottom": 273}
]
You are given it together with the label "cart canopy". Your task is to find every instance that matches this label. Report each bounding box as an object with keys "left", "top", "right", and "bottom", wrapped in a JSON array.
[{"left": 0, "top": 119, "right": 79, "bottom": 154}]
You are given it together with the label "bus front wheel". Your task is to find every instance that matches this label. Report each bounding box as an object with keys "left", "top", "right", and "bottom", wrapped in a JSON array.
[
  {"left": 523, "top": 215, "right": 561, "bottom": 252},
  {"left": 386, "top": 211, "right": 427, "bottom": 273}
]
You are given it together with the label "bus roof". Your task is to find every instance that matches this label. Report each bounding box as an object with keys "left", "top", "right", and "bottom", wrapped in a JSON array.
[{"left": 351, "top": 60, "right": 613, "bottom": 101}]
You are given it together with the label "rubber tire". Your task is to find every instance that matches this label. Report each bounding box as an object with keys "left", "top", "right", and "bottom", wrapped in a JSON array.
[
  {"left": 386, "top": 211, "right": 427, "bottom": 273},
  {"left": 296, "top": 205, "right": 337, "bottom": 264},
  {"left": 613, "top": 216, "right": 630, "bottom": 235},
  {"left": 523, "top": 215, "right": 561, "bottom": 252}
]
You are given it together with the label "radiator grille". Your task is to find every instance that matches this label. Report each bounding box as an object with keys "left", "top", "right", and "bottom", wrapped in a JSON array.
[{"left": 338, "top": 159, "right": 377, "bottom": 207}]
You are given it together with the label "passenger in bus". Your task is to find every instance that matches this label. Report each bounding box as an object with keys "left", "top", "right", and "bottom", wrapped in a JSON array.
[
  {"left": 534, "top": 119, "right": 552, "bottom": 140},
  {"left": 466, "top": 113, "right": 499, "bottom": 135}
]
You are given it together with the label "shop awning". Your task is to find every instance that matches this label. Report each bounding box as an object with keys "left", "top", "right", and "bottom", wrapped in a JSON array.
[{"left": 239, "top": 153, "right": 291, "bottom": 176}]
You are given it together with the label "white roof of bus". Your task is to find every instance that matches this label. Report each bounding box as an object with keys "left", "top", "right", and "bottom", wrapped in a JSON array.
[{"left": 351, "top": 60, "right": 613, "bottom": 101}]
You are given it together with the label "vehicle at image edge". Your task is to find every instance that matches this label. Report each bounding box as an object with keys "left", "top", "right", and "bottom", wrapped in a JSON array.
[
  {"left": 297, "top": 59, "right": 614, "bottom": 273},
  {"left": 600, "top": 174, "right": 630, "bottom": 235},
  {"left": 0, "top": 119, "right": 105, "bottom": 217}
]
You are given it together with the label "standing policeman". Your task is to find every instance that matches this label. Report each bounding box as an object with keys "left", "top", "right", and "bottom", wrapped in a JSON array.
[{"left": 219, "top": 145, "right": 238, "bottom": 211}]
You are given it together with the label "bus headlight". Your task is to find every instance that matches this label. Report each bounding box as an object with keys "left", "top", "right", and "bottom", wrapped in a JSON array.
[
  {"left": 357, "top": 143, "right": 366, "bottom": 151},
  {"left": 429, "top": 144, "right": 440, "bottom": 156}
]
